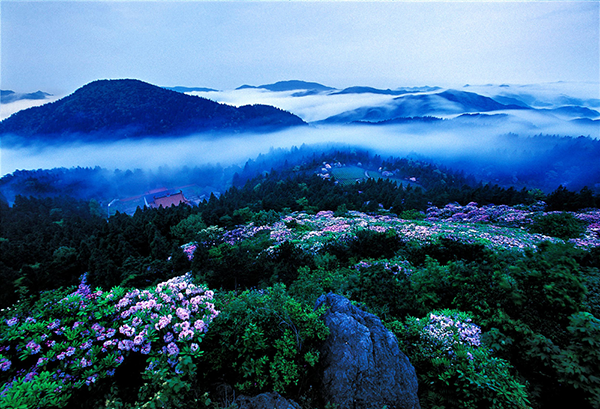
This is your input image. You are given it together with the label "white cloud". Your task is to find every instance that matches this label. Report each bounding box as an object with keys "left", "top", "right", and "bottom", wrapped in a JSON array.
[
  {"left": 0, "top": 97, "right": 61, "bottom": 121},
  {"left": 189, "top": 89, "right": 399, "bottom": 122}
]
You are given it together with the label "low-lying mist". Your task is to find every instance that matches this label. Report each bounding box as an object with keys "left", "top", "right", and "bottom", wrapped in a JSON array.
[
  {"left": 0, "top": 96, "right": 62, "bottom": 121},
  {"left": 2, "top": 113, "right": 597, "bottom": 177},
  {"left": 189, "top": 88, "right": 399, "bottom": 123}
]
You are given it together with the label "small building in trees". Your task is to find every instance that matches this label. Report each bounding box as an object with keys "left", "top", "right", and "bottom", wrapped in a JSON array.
[{"left": 146, "top": 191, "right": 190, "bottom": 208}]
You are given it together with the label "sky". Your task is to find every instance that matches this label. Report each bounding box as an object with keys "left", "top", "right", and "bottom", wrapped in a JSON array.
[{"left": 1, "top": 0, "right": 598, "bottom": 96}]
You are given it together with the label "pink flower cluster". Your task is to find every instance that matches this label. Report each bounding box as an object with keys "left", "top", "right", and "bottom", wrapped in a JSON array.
[
  {"left": 200, "top": 203, "right": 600, "bottom": 261},
  {"left": 0, "top": 272, "right": 220, "bottom": 399},
  {"left": 426, "top": 202, "right": 539, "bottom": 226},
  {"left": 0, "top": 358, "right": 11, "bottom": 372},
  {"left": 114, "top": 273, "right": 219, "bottom": 363},
  {"left": 181, "top": 243, "right": 198, "bottom": 261},
  {"left": 426, "top": 202, "right": 600, "bottom": 246}
]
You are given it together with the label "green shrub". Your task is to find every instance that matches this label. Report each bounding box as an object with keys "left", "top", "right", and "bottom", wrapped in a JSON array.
[
  {"left": 551, "top": 312, "right": 600, "bottom": 409},
  {"left": 398, "top": 209, "right": 426, "bottom": 220},
  {"left": 348, "top": 259, "right": 418, "bottom": 320},
  {"left": 289, "top": 265, "right": 354, "bottom": 307},
  {"left": 528, "top": 212, "right": 586, "bottom": 239},
  {"left": 199, "top": 284, "right": 329, "bottom": 401},
  {"left": 171, "top": 214, "right": 207, "bottom": 243}
]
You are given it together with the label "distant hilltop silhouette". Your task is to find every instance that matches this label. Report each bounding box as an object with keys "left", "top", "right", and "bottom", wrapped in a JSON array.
[{"left": 0, "top": 79, "right": 306, "bottom": 141}]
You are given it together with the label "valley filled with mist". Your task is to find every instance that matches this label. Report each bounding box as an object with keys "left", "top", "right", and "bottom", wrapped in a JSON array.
[{"left": 1, "top": 78, "right": 599, "bottom": 208}]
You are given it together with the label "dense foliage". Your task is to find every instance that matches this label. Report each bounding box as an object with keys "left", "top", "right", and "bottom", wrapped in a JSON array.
[{"left": 1, "top": 160, "right": 600, "bottom": 408}]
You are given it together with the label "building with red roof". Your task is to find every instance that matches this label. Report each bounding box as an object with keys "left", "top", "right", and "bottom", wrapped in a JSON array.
[{"left": 149, "top": 191, "right": 190, "bottom": 208}]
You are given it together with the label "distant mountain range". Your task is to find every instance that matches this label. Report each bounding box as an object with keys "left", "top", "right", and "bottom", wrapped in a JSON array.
[
  {"left": 163, "top": 86, "right": 219, "bottom": 93},
  {"left": 178, "top": 80, "right": 598, "bottom": 126},
  {"left": 1, "top": 90, "right": 53, "bottom": 104},
  {"left": 0, "top": 79, "right": 305, "bottom": 141},
  {"left": 539, "top": 106, "right": 600, "bottom": 119},
  {"left": 2, "top": 79, "right": 598, "bottom": 142},
  {"left": 318, "top": 89, "right": 530, "bottom": 124},
  {"left": 236, "top": 80, "right": 335, "bottom": 93},
  {"left": 234, "top": 82, "right": 442, "bottom": 98},
  {"left": 331, "top": 85, "right": 441, "bottom": 96}
]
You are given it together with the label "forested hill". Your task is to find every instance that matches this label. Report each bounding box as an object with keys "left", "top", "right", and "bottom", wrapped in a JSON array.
[{"left": 0, "top": 79, "right": 306, "bottom": 141}]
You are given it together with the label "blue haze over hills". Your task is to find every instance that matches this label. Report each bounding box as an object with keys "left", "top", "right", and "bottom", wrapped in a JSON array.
[{"left": 1, "top": 78, "right": 598, "bottom": 195}]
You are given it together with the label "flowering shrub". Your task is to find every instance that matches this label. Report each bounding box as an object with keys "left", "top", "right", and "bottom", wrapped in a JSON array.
[
  {"left": 0, "top": 273, "right": 218, "bottom": 408},
  {"left": 353, "top": 258, "right": 413, "bottom": 277},
  {"left": 420, "top": 311, "right": 482, "bottom": 351},
  {"left": 392, "top": 309, "right": 530, "bottom": 409},
  {"left": 190, "top": 208, "right": 600, "bottom": 267},
  {"left": 426, "top": 203, "right": 600, "bottom": 248},
  {"left": 346, "top": 258, "right": 419, "bottom": 320}
]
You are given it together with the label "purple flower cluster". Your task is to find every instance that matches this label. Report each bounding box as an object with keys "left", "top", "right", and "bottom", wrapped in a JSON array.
[
  {"left": 166, "top": 342, "right": 179, "bottom": 356},
  {"left": 425, "top": 202, "right": 539, "bottom": 226},
  {"left": 114, "top": 273, "right": 218, "bottom": 363},
  {"left": 25, "top": 341, "right": 41, "bottom": 355},
  {"left": 575, "top": 211, "right": 600, "bottom": 224},
  {"left": 368, "top": 225, "right": 388, "bottom": 233},
  {"left": 353, "top": 259, "right": 413, "bottom": 277},
  {"left": 222, "top": 224, "right": 271, "bottom": 246},
  {"left": 426, "top": 202, "right": 600, "bottom": 247},
  {"left": 181, "top": 242, "right": 198, "bottom": 260},
  {"left": 1, "top": 273, "right": 219, "bottom": 400},
  {"left": 47, "top": 320, "right": 60, "bottom": 330},
  {"left": 189, "top": 204, "right": 600, "bottom": 269},
  {"left": 0, "top": 357, "right": 11, "bottom": 371},
  {"left": 421, "top": 311, "right": 482, "bottom": 356},
  {"left": 1, "top": 280, "right": 124, "bottom": 394}
]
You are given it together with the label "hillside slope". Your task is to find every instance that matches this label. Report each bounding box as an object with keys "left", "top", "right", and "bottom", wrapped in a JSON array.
[{"left": 0, "top": 79, "right": 306, "bottom": 140}]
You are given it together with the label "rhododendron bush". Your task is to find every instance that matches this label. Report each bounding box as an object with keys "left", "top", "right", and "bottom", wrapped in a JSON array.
[
  {"left": 390, "top": 309, "right": 530, "bottom": 409},
  {"left": 186, "top": 206, "right": 600, "bottom": 267},
  {"left": 0, "top": 274, "right": 218, "bottom": 408}
]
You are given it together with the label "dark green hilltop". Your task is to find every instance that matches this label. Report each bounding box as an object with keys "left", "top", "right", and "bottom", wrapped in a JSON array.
[{"left": 0, "top": 79, "right": 306, "bottom": 141}]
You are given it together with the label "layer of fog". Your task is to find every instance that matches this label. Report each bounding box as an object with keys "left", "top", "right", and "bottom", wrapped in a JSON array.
[
  {"left": 2, "top": 112, "right": 597, "bottom": 178},
  {"left": 0, "top": 96, "right": 62, "bottom": 121},
  {"left": 189, "top": 88, "right": 401, "bottom": 123},
  {"left": 189, "top": 81, "right": 600, "bottom": 124},
  {"left": 461, "top": 82, "right": 600, "bottom": 108},
  {"left": 2, "top": 80, "right": 598, "bottom": 193}
]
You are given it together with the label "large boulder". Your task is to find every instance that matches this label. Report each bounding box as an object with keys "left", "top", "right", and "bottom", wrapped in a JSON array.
[
  {"left": 315, "top": 293, "right": 420, "bottom": 409},
  {"left": 235, "top": 392, "right": 301, "bottom": 409}
]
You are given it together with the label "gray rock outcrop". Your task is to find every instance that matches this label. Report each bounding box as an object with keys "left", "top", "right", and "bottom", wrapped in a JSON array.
[{"left": 315, "top": 293, "right": 420, "bottom": 409}]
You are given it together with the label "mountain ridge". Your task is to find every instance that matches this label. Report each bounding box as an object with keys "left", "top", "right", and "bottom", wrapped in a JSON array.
[
  {"left": 1, "top": 90, "right": 53, "bottom": 104},
  {"left": 320, "top": 89, "right": 530, "bottom": 124},
  {"left": 236, "top": 80, "right": 335, "bottom": 92},
  {"left": 0, "top": 79, "right": 306, "bottom": 141}
]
